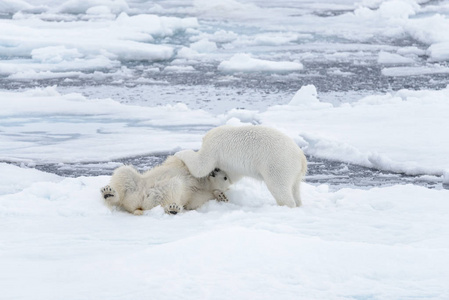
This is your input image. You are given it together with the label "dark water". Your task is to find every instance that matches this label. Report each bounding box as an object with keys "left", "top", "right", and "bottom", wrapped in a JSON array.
[{"left": 7, "top": 153, "right": 443, "bottom": 190}]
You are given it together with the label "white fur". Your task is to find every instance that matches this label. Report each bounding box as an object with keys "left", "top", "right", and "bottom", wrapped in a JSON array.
[
  {"left": 101, "top": 156, "right": 231, "bottom": 215},
  {"left": 175, "top": 125, "right": 307, "bottom": 207}
]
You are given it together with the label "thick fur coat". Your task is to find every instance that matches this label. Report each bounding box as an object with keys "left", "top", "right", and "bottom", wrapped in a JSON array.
[
  {"left": 175, "top": 125, "right": 307, "bottom": 207},
  {"left": 101, "top": 156, "right": 231, "bottom": 215}
]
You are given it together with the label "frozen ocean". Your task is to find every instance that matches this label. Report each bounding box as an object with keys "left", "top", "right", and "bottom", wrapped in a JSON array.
[{"left": 1, "top": 0, "right": 449, "bottom": 299}]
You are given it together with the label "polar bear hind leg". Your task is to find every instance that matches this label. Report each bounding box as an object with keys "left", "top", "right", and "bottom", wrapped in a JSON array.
[
  {"left": 293, "top": 154, "right": 308, "bottom": 207},
  {"left": 101, "top": 185, "right": 118, "bottom": 204},
  {"left": 146, "top": 176, "right": 185, "bottom": 214},
  {"left": 263, "top": 175, "right": 296, "bottom": 208},
  {"left": 109, "top": 165, "right": 142, "bottom": 201},
  {"left": 292, "top": 175, "right": 303, "bottom": 207}
]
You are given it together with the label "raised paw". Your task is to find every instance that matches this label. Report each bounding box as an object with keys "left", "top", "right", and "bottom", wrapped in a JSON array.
[
  {"left": 165, "top": 203, "right": 182, "bottom": 215},
  {"left": 101, "top": 185, "right": 116, "bottom": 200},
  {"left": 214, "top": 190, "right": 229, "bottom": 202}
]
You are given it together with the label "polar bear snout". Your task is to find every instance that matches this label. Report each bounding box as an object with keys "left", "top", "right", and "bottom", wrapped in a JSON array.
[
  {"left": 209, "top": 168, "right": 223, "bottom": 178},
  {"left": 208, "top": 169, "right": 232, "bottom": 192}
]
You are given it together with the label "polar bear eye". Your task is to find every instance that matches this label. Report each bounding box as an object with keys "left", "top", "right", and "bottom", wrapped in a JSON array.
[{"left": 224, "top": 177, "right": 227, "bottom": 181}]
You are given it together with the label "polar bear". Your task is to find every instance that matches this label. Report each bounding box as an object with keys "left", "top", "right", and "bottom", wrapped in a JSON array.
[
  {"left": 175, "top": 125, "right": 307, "bottom": 207},
  {"left": 100, "top": 156, "right": 231, "bottom": 215}
]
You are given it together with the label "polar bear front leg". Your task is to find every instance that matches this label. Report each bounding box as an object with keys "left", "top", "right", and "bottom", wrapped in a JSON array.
[
  {"left": 175, "top": 149, "right": 216, "bottom": 178},
  {"left": 213, "top": 190, "right": 229, "bottom": 202}
]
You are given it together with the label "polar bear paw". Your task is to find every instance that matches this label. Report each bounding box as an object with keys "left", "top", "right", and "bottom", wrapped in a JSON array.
[
  {"left": 213, "top": 190, "right": 229, "bottom": 202},
  {"left": 165, "top": 203, "right": 182, "bottom": 215},
  {"left": 101, "top": 185, "right": 116, "bottom": 200}
]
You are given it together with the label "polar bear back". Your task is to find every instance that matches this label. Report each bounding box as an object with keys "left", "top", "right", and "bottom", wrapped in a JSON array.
[
  {"left": 142, "top": 156, "right": 196, "bottom": 188},
  {"left": 199, "top": 125, "right": 305, "bottom": 180}
]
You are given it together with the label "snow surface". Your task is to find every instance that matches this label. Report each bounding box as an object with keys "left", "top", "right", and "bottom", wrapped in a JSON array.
[
  {"left": 1, "top": 163, "right": 449, "bottom": 299},
  {"left": 1, "top": 0, "right": 449, "bottom": 299}
]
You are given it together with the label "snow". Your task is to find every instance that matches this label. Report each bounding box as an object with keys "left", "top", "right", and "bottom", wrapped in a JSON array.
[
  {"left": 163, "top": 65, "right": 196, "bottom": 73},
  {"left": 444, "top": 170, "right": 449, "bottom": 184},
  {"left": 0, "top": 0, "right": 34, "bottom": 14},
  {"left": 1, "top": 163, "right": 448, "bottom": 299},
  {"left": 288, "top": 84, "right": 330, "bottom": 108},
  {"left": 381, "top": 65, "right": 449, "bottom": 76},
  {"left": 189, "top": 38, "right": 218, "bottom": 53},
  {"left": 193, "top": 0, "right": 262, "bottom": 18},
  {"left": 0, "top": 163, "right": 61, "bottom": 195},
  {"left": 1, "top": 0, "right": 449, "bottom": 298},
  {"left": 377, "top": 51, "right": 415, "bottom": 65},
  {"left": 263, "top": 86, "right": 449, "bottom": 176},
  {"left": 55, "top": 0, "right": 129, "bottom": 15},
  {"left": 218, "top": 53, "right": 304, "bottom": 73},
  {"left": 427, "top": 42, "right": 449, "bottom": 62},
  {"left": 0, "top": 12, "right": 198, "bottom": 78}
]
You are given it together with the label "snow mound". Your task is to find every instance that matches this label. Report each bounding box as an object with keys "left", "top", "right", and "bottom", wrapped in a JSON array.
[
  {"left": 355, "top": 0, "right": 418, "bottom": 20},
  {"left": 288, "top": 85, "right": 331, "bottom": 109},
  {"left": 427, "top": 42, "right": 449, "bottom": 62},
  {"left": 443, "top": 170, "right": 449, "bottom": 185},
  {"left": 0, "top": 0, "right": 33, "bottom": 14},
  {"left": 55, "top": 0, "right": 129, "bottom": 15},
  {"left": 190, "top": 38, "right": 218, "bottom": 53}
]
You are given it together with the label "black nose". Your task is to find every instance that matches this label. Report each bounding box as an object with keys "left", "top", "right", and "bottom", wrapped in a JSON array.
[{"left": 214, "top": 168, "right": 220, "bottom": 172}]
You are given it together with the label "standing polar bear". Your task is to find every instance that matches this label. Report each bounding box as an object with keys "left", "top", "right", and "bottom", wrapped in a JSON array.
[
  {"left": 101, "top": 156, "right": 231, "bottom": 215},
  {"left": 175, "top": 125, "right": 307, "bottom": 207}
]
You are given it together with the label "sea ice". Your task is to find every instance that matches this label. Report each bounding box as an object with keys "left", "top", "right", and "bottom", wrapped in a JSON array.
[
  {"left": 377, "top": 51, "right": 415, "bottom": 65},
  {"left": 218, "top": 53, "right": 304, "bottom": 73},
  {"left": 1, "top": 85, "right": 449, "bottom": 177}
]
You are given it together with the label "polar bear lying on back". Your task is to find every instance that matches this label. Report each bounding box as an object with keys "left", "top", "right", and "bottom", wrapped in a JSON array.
[
  {"left": 175, "top": 125, "right": 307, "bottom": 207},
  {"left": 100, "top": 156, "right": 231, "bottom": 215}
]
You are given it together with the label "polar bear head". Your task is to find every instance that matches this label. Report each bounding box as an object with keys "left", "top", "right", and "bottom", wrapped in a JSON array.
[{"left": 208, "top": 168, "right": 232, "bottom": 192}]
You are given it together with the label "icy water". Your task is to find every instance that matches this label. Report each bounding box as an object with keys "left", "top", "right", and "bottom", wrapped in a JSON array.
[
  {"left": 9, "top": 154, "right": 443, "bottom": 191},
  {"left": 1, "top": 0, "right": 448, "bottom": 189}
]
